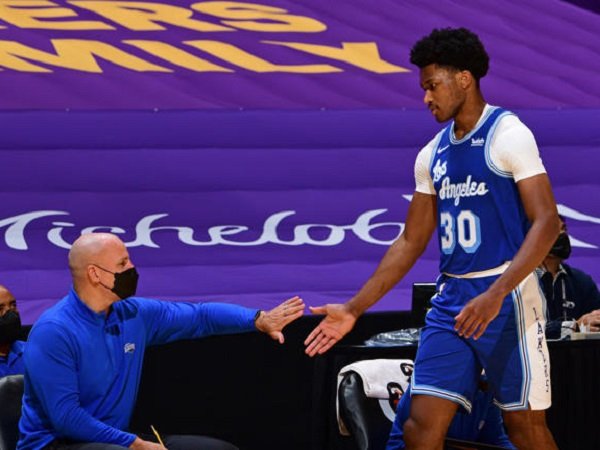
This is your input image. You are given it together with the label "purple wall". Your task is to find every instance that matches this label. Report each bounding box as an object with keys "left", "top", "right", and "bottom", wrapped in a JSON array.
[{"left": 1, "top": 0, "right": 600, "bottom": 323}]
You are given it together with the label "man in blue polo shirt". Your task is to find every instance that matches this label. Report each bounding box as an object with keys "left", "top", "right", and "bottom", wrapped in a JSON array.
[
  {"left": 0, "top": 284, "right": 25, "bottom": 378},
  {"left": 18, "top": 233, "right": 304, "bottom": 450}
]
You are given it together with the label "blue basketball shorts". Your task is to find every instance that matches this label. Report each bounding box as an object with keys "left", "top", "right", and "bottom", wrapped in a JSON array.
[{"left": 411, "top": 271, "right": 551, "bottom": 412}]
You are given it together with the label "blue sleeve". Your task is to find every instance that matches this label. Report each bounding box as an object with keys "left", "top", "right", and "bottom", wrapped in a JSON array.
[
  {"left": 476, "top": 402, "right": 515, "bottom": 449},
  {"left": 24, "top": 323, "right": 136, "bottom": 447},
  {"left": 385, "top": 386, "right": 411, "bottom": 450},
  {"left": 132, "top": 298, "right": 259, "bottom": 346}
]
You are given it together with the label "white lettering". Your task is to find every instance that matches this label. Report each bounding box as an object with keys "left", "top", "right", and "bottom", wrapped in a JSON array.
[
  {"left": 47, "top": 221, "right": 76, "bottom": 249},
  {"left": 0, "top": 211, "right": 68, "bottom": 250},
  {"left": 0, "top": 206, "right": 597, "bottom": 251},
  {"left": 432, "top": 159, "right": 446, "bottom": 183},
  {"left": 0, "top": 209, "right": 405, "bottom": 250},
  {"left": 438, "top": 175, "right": 489, "bottom": 206},
  {"left": 351, "top": 209, "right": 403, "bottom": 245}
]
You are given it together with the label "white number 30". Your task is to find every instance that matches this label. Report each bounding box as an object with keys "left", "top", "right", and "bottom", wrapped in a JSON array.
[{"left": 440, "top": 210, "right": 481, "bottom": 254}]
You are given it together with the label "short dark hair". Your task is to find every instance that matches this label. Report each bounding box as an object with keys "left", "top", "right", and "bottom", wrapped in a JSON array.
[{"left": 409, "top": 27, "right": 489, "bottom": 81}]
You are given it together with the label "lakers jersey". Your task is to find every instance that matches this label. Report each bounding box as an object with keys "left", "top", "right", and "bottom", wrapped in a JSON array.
[{"left": 429, "top": 107, "right": 530, "bottom": 275}]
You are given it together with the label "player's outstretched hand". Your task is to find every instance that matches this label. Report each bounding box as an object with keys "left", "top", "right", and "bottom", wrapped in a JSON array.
[
  {"left": 454, "top": 291, "right": 503, "bottom": 340},
  {"left": 255, "top": 296, "right": 305, "bottom": 344},
  {"left": 304, "top": 303, "right": 358, "bottom": 357}
]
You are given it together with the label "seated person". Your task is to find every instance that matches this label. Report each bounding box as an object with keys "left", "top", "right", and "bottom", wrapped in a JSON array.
[
  {"left": 0, "top": 284, "right": 25, "bottom": 378},
  {"left": 18, "top": 233, "right": 305, "bottom": 450},
  {"left": 386, "top": 376, "right": 515, "bottom": 450},
  {"left": 537, "top": 216, "right": 600, "bottom": 338}
]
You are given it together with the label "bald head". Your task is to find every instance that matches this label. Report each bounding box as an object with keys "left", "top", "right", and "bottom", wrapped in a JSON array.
[
  {"left": 69, "top": 233, "right": 119, "bottom": 272},
  {"left": 68, "top": 233, "right": 135, "bottom": 309},
  {"left": 69, "top": 233, "right": 131, "bottom": 282}
]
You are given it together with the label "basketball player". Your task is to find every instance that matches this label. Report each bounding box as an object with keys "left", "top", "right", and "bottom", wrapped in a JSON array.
[{"left": 304, "top": 28, "right": 559, "bottom": 449}]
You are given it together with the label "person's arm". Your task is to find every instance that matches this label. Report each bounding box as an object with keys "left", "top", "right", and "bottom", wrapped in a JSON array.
[
  {"left": 138, "top": 296, "right": 304, "bottom": 346},
  {"left": 454, "top": 173, "right": 559, "bottom": 339},
  {"left": 24, "top": 322, "right": 138, "bottom": 446},
  {"left": 305, "top": 191, "right": 437, "bottom": 356}
]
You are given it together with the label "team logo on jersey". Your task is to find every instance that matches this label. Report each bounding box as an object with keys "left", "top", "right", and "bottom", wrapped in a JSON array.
[
  {"left": 438, "top": 175, "right": 489, "bottom": 206},
  {"left": 471, "top": 137, "right": 485, "bottom": 147},
  {"left": 432, "top": 159, "right": 447, "bottom": 182}
]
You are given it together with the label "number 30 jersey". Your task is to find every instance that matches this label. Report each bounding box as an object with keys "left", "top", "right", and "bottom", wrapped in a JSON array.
[{"left": 426, "top": 106, "right": 537, "bottom": 275}]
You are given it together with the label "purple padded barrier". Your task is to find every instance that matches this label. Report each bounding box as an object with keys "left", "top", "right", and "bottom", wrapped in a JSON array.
[
  {"left": 1, "top": 0, "right": 600, "bottom": 322},
  {"left": 1, "top": 109, "right": 600, "bottom": 323}
]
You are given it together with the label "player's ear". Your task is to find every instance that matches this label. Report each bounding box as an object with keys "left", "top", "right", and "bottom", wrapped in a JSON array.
[{"left": 457, "top": 70, "right": 472, "bottom": 89}]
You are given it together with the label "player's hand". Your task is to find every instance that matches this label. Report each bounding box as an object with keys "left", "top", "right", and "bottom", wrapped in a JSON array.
[
  {"left": 304, "top": 303, "right": 358, "bottom": 357},
  {"left": 454, "top": 292, "right": 504, "bottom": 340},
  {"left": 255, "top": 296, "right": 305, "bottom": 344},
  {"left": 578, "top": 309, "right": 600, "bottom": 332},
  {"left": 130, "top": 437, "right": 167, "bottom": 450}
]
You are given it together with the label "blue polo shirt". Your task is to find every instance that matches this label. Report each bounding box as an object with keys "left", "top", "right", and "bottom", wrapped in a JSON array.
[
  {"left": 18, "top": 288, "right": 258, "bottom": 450},
  {"left": 0, "top": 340, "right": 26, "bottom": 378}
]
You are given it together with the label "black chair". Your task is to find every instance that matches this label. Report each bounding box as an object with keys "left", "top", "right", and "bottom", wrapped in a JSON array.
[
  {"left": 0, "top": 375, "right": 24, "bottom": 450},
  {"left": 338, "top": 371, "right": 394, "bottom": 450}
]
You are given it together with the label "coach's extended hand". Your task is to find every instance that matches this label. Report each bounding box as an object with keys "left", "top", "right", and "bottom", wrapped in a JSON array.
[{"left": 255, "top": 296, "right": 305, "bottom": 344}]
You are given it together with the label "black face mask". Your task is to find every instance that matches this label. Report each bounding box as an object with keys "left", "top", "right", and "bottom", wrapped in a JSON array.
[
  {"left": 95, "top": 265, "right": 139, "bottom": 299},
  {"left": 550, "top": 232, "right": 571, "bottom": 260},
  {"left": 0, "top": 310, "right": 21, "bottom": 345}
]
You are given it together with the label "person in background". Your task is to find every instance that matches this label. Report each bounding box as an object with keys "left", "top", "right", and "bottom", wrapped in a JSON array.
[
  {"left": 0, "top": 284, "right": 25, "bottom": 378},
  {"left": 18, "top": 233, "right": 305, "bottom": 450},
  {"left": 538, "top": 216, "right": 600, "bottom": 338}
]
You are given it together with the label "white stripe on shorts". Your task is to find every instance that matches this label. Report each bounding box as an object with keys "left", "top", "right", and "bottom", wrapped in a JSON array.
[{"left": 497, "top": 272, "right": 552, "bottom": 411}]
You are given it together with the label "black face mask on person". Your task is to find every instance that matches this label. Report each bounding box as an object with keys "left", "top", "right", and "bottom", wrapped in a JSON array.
[
  {"left": 94, "top": 265, "right": 139, "bottom": 299},
  {"left": 0, "top": 310, "right": 21, "bottom": 345},
  {"left": 550, "top": 232, "right": 572, "bottom": 260}
]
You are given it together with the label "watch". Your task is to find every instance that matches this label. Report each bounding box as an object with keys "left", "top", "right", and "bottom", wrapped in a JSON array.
[{"left": 253, "top": 310, "right": 263, "bottom": 325}]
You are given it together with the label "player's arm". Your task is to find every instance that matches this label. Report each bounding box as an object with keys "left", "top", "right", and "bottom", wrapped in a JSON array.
[
  {"left": 304, "top": 191, "right": 437, "bottom": 356},
  {"left": 343, "top": 192, "right": 437, "bottom": 316},
  {"left": 491, "top": 174, "right": 560, "bottom": 294}
]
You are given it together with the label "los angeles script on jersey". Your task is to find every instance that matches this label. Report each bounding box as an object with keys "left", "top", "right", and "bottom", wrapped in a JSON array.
[{"left": 438, "top": 175, "right": 489, "bottom": 207}]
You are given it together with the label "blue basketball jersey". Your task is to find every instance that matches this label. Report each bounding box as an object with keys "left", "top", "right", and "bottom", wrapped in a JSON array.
[{"left": 429, "top": 107, "right": 530, "bottom": 275}]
